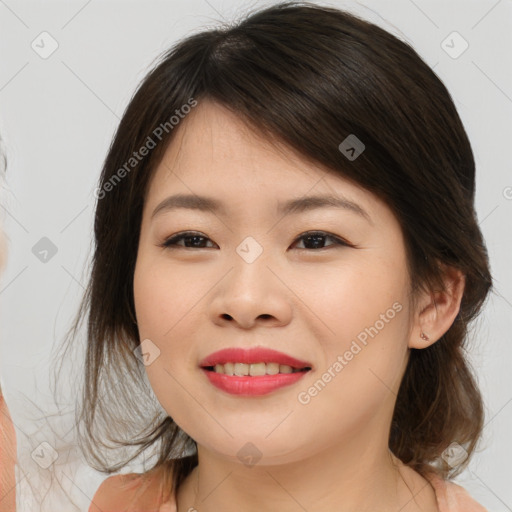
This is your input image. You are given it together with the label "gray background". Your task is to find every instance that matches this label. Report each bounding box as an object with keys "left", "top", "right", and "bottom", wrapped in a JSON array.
[{"left": 0, "top": 0, "right": 511, "bottom": 510}]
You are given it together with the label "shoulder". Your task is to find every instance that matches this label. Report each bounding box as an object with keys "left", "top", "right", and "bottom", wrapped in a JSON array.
[
  {"left": 424, "top": 472, "right": 488, "bottom": 512},
  {"left": 0, "top": 392, "right": 17, "bottom": 512},
  {"left": 89, "top": 466, "right": 172, "bottom": 512}
]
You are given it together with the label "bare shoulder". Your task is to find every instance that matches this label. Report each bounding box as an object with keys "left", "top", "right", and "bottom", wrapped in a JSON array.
[{"left": 88, "top": 466, "right": 170, "bottom": 512}]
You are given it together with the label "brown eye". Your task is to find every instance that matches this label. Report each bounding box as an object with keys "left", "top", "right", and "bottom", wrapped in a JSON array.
[
  {"left": 161, "top": 231, "right": 216, "bottom": 249},
  {"left": 291, "top": 231, "right": 350, "bottom": 250}
]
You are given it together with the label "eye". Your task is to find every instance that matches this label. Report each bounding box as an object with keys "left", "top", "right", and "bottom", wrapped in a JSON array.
[
  {"left": 160, "top": 230, "right": 352, "bottom": 250},
  {"left": 161, "top": 231, "right": 216, "bottom": 249},
  {"left": 291, "top": 231, "right": 351, "bottom": 250}
]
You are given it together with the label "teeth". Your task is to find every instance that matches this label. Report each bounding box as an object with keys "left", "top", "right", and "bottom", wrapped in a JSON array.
[
  {"left": 234, "top": 363, "right": 248, "bottom": 376},
  {"left": 249, "top": 362, "right": 266, "bottom": 376},
  {"left": 266, "top": 362, "right": 280, "bottom": 375},
  {"left": 210, "top": 362, "right": 305, "bottom": 376}
]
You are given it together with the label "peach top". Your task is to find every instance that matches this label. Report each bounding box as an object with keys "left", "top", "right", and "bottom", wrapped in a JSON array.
[
  {"left": 88, "top": 467, "right": 489, "bottom": 512},
  {"left": 0, "top": 391, "right": 17, "bottom": 512}
]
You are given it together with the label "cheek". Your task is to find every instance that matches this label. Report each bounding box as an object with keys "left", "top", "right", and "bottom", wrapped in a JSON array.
[
  {"left": 299, "top": 255, "right": 411, "bottom": 406},
  {"left": 293, "top": 294, "right": 410, "bottom": 455},
  {"left": 133, "top": 257, "right": 200, "bottom": 343},
  {"left": 133, "top": 258, "right": 205, "bottom": 415},
  {"left": 133, "top": 262, "right": 171, "bottom": 337},
  {"left": 298, "top": 254, "right": 409, "bottom": 344}
]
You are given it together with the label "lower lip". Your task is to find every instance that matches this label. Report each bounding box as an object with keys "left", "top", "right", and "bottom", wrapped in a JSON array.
[{"left": 201, "top": 368, "right": 309, "bottom": 396}]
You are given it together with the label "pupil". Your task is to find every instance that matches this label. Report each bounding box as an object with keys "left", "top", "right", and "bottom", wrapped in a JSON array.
[
  {"left": 188, "top": 236, "right": 204, "bottom": 248},
  {"left": 305, "top": 234, "right": 324, "bottom": 249}
]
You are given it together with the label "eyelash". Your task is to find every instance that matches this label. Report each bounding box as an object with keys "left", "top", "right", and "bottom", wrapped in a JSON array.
[{"left": 160, "top": 230, "right": 353, "bottom": 251}]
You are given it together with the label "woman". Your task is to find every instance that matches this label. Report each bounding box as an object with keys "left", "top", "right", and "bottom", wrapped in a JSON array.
[{"left": 72, "top": 2, "right": 492, "bottom": 511}]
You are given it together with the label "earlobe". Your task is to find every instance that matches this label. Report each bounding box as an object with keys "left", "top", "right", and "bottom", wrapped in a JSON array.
[{"left": 409, "top": 265, "right": 466, "bottom": 349}]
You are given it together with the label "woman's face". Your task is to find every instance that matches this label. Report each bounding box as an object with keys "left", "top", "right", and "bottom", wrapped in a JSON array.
[{"left": 133, "top": 100, "right": 416, "bottom": 465}]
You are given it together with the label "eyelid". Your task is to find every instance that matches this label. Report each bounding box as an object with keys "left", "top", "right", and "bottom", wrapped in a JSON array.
[{"left": 160, "top": 230, "right": 355, "bottom": 250}]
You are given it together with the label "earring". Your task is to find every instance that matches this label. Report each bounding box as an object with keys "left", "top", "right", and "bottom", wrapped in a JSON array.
[{"left": 420, "top": 331, "right": 430, "bottom": 341}]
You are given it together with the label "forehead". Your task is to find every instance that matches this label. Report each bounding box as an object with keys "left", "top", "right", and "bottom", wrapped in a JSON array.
[
  {"left": 154, "top": 102, "right": 321, "bottom": 184},
  {"left": 147, "top": 101, "right": 373, "bottom": 211}
]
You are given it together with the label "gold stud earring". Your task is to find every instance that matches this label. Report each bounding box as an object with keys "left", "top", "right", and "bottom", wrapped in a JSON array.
[{"left": 420, "top": 331, "right": 430, "bottom": 341}]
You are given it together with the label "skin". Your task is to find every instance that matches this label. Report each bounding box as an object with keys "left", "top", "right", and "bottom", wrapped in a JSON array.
[
  {"left": 0, "top": 390, "right": 16, "bottom": 512},
  {"left": 133, "top": 100, "right": 465, "bottom": 512},
  {"left": 0, "top": 212, "right": 17, "bottom": 512}
]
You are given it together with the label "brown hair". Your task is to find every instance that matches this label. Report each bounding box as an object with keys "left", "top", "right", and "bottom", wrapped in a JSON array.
[{"left": 57, "top": 0, "right": 493, "bottom": 500}]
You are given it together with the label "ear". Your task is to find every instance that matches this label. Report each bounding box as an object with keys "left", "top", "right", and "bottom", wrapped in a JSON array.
[{"left": 409, "top": 264, "right": 466, "bottom": 349}]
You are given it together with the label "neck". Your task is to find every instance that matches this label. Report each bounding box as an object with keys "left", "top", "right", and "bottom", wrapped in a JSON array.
[{"left": 176, "top": 437, "right": 432, "bottom": 512}]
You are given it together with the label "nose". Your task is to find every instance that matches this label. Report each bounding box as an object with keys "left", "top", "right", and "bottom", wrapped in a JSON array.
[{"left": 208, "top": 252, "right": 293, "bottom": 329}]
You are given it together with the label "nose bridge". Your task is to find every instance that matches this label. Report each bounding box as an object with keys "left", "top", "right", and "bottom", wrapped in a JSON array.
[
  {"left": 226, "top": 233, "right": 273, "bottom": 296},
  {"left": 210, "top": 232, "right": 291, "bottom": 327},
  {"left": 235, "top": 234, "right": 266, "bottom": 266}
]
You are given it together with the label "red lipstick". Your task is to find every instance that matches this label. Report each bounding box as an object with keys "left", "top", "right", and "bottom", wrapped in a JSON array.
[
  {"left": 199, "top": 347, "right": 312, "bottom": 396},
  {"left": 200, "top": 347, "right": 312, "bottom": 369}
]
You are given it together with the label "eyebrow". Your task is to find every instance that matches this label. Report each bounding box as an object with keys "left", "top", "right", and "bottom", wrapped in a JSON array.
[{"left": 151, "top": 193, "right": 372, "bottom": 223}]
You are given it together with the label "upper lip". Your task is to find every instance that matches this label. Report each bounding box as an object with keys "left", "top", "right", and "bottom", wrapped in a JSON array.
[{"left": 200, "top": 347, "right": 312, "bottom": 370}]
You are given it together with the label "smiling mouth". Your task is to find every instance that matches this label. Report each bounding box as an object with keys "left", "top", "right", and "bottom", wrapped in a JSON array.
[{"left": 202, "top": 362, "right": 312, "bottom": 376}]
